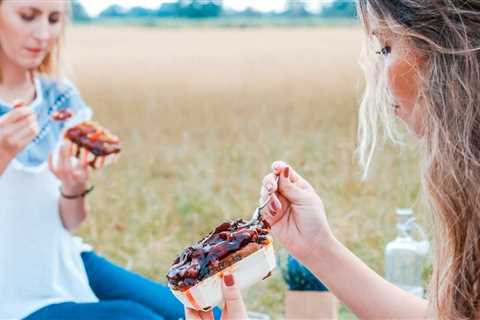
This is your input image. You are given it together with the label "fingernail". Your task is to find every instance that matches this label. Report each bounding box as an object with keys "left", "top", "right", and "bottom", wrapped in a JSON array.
[
  {"left": 224, "top": 273, "right": 234, "bottom": 287},
  {"left": 272, "top": 162, "right": 282, "bottom": 172},
  {"left": 283, "top": 166, "right": 290, "bottom": 178}
]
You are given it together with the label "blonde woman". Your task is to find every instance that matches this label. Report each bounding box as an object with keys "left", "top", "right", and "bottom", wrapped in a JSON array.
[
  {"left": 187, "top": 1, "right": 480, "bottom": 319},
  {"left": 0, "top": 1, "right": 194, "bottom": 319}
]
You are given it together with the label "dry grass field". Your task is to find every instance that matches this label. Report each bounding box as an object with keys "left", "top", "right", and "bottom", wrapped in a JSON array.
[{"left": 66, "top": 25, "right": 423, "bottom": 318}]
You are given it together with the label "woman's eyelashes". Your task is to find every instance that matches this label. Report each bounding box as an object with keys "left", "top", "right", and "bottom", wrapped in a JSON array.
[
  {"left": 376, "top": 46, "right": 392, "bottom": 56},
  {"left": 19, "top": 11, "right": 61, "bottom": 24},
  {"left": 20, "top": 12, "right": 36, "bottom": 22},
  {"left": 49, "top": 13, "right": 61, "bottom": 24}
]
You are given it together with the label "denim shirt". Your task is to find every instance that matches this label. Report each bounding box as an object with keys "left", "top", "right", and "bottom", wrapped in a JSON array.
[{"left": 0, "top": 76, "right": 92, "bottom": 168}]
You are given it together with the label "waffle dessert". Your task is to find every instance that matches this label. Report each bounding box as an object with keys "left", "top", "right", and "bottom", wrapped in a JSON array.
[
  {"left": 167, "top": 219, "right": 276, "bottom": 311},
  {"left": 64, "top": 121, "right": 121, "bottom": 169}
]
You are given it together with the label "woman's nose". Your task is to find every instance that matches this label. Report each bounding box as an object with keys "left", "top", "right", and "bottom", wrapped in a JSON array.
[{"left": 32, "top": 19, "right": 51, "bottom": 42}]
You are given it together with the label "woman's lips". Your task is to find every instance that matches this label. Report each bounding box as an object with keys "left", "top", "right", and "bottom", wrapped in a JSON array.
[{"left": 25, "top": 47, "right": 44, "bottom": 54}]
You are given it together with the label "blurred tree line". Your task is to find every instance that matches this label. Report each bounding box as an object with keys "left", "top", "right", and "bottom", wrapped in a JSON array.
[{"left": 71, "top": 0, "right": 357, "bottom": 23}]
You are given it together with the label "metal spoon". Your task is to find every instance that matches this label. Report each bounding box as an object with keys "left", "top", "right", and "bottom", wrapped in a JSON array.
[{"left": 247, "top": 175, "right": 280, "bottom": 225}]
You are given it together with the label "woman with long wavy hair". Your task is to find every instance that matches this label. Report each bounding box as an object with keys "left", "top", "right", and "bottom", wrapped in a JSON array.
[{"left": 187, "top": 1, "right": 480, "bottom": 319}]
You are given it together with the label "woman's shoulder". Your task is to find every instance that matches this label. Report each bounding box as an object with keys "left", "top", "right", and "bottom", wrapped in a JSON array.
[
  {"left": 36, "top": 74, "right": 92, "bottom": 122},
  {"left": 37, "top": 74, "right": 80, "bottom": 99},
  {"left": 36, "top": 74, "right": 91, "bottom": 112}
]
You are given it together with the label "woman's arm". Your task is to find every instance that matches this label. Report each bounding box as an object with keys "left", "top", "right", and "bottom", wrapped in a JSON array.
[
  {"left": 49, "top": 141, "right": 91, "bottom": 232},
  {"left": 58, "top": 185, "right": 89, "bottom": 231},
  {"left": 302, "top": 237, "right": 428, "bottom": 319}
]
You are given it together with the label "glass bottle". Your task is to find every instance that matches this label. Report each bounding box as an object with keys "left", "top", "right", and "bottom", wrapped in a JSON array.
[{"left": 384, "top": 208, "right": 429, "bottom": 298}]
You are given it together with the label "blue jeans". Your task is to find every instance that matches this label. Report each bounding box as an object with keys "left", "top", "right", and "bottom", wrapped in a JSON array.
[{"left": 25, "top": 251, "right": 221, "bottom": 320}]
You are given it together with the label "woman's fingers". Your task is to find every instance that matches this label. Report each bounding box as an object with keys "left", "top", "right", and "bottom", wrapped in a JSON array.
[
  {"left": 273, "top": 161, "right": 312, "bottom": 190},
  {"left": 259, "top": 173, "right": 280, "bottom": 205},
  {"left": 65, "top": 143, "right": 84, "bottom": 180},
  {"left": 0, "top": 107, "right": 33, "bottom": 149},
  {"left": 272, "top": 161, "right": 311, "bottom": 188},
  {"left": 58, "top": 142, "right": 72, "bottom": 176},
  {"left": 1, "top": 107, "right": 33, "bottom": 125},
  {"left": 1, "top": 112, "right": 37, "bottom": 138},
  {"left": 262, "top": 192, "right": 286, "bottom": 226},
  {"left": 272, "top": 160, "right": 288, "bottom": 175},
  {"left": 259, "top": 162, "right": 317, "bottom": 228},
  {"left": 186, "top": 274, "right": 248, "bottom": 320},
  {"left": 81, "top": 152, "right": 90, "bottom": 170},
  {"left": 221, "top": 273, "right": 247, "bottom": 320},
  {"left": 65, "top": 141, "right": 78, "bottom": 171},
  {"left": 73, "top": 143, "right": 90, "bottom": 180},
  {"left": 262, "top": 173, "right": 278, "bottom": 193},
  {"left": 263, "top": 161, "right": 311, "bottom": 200},
  {"left": 274, "top": 167, "right": 305, "bottom": 204},
  {"left": 0, "top": 108, "right": 35, "bottom": 142},
  {"left": 1, "top": 120, "right": 38, "bottom": 152},
  {"left": 49, "top": 141, "right": 89, "bottom": 183},
  {"left": 185, "top": 307, "right": 213, "bottom": 320}
]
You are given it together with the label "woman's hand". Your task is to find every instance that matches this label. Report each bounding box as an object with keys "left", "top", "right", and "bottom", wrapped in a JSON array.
[
  {"left": 0, "top": 104, "right": 38, "bottom": 161},
  {"left": 185, "top": 273, "right": 248, "bottom": 320},
  {"left": 49, "top": 141, "right": 91, "bottom": 231},
  {"left": 259, "top": 161, "right": 335, "bottom": 261},
  {"left": 257, "top": 162, "right": 430, "bottom": 320},
  {"left": 48, "top": 141, "right": 90, "bottom": 196}
]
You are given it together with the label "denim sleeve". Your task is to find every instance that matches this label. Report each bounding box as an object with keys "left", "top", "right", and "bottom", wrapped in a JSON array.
[
  {"left": 60, "top": 80, "right": 93, "bottom": 128},
  {"left": 11, "top": 78, "right": 95, "bottom": 167}
]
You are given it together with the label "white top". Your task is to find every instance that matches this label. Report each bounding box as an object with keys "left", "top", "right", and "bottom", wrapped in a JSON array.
[{"left": 0, "top": 78, "right": 98, "bottom": 320}]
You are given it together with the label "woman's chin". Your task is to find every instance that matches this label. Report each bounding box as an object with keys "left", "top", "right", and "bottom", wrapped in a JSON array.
[{"left": 19, "top": 58, "right": 45, "bottom": 71}]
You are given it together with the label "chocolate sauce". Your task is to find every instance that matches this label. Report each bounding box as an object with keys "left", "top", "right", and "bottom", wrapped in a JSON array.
[
  {"left": 167, "top": 219, "right": 270, "bottom": 291},
  {"left": 51, "top": 109, "right": 73, "bottom": 121}
]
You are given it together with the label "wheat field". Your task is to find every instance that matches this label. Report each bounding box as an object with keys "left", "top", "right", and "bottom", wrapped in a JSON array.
[{"left": 66, "top": 25, "right": 423, "bottom": 318}]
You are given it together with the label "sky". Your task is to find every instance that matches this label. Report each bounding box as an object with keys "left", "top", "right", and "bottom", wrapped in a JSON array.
[{"left": 79, "top": 0, "right": 328, "bottom": 17}]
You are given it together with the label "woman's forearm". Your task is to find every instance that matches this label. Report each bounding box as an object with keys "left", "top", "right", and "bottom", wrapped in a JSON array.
[
  {"left": 301, "top": 237, "right": 428, "bottom": 319},
  {"left": 58, "top": 187, "right": 89, "bottom": 231}
]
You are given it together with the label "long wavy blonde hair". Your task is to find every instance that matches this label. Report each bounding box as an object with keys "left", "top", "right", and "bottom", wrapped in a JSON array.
[{"left": 357, "top": 1, "right": 480, "bottom": 319}]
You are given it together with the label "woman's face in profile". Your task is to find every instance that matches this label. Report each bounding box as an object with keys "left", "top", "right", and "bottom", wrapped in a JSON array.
[{"left": 371, "top": 17, "right": 427, "bottom": 136}]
